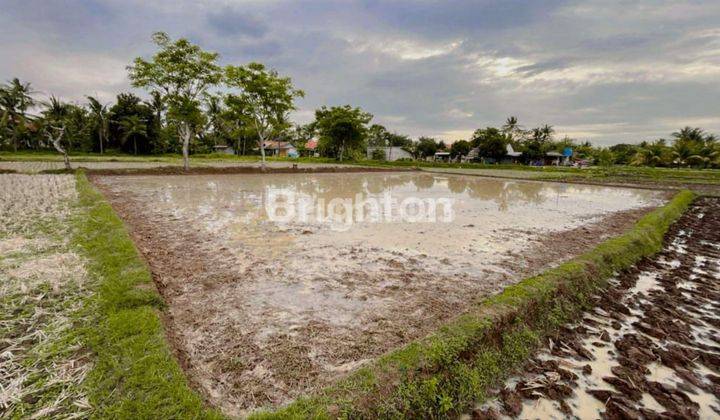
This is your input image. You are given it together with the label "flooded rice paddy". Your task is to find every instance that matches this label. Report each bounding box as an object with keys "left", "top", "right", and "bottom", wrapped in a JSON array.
[
  {"left": 93, "top": 172, "right": 663, "bottom": 415},
  {"left": 471, "top": 197, "right": 720, "bottom": 420}
]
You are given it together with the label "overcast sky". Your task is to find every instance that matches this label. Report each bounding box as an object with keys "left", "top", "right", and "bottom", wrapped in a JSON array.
[{"left": 1, "top": 0, "right": 718, "bottom": 145}]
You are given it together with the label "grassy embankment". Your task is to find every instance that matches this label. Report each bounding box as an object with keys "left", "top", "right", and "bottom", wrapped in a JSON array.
[
  {"left": 72, "top": 172, "right": 222, "bottom": 418},
  {"left": 69, "top": 167, "right": 695, "bottom": 418}
]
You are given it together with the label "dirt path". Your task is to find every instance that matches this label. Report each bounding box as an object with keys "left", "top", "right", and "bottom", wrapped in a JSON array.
[{"left": 472, "top": 197, "right": 720, "bottom": 419}]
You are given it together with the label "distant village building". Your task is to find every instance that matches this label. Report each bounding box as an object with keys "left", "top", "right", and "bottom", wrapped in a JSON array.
[
  {"left": 503, "top": 144, "right": 523, "bottom": 164},
  {"left": 465, "top": 147, "right": 480, "bottom": 162},
  {"left": 466, "top": 144, "right": 523, "bottom": 164},
  {"left": 262, "top": 141, "right": 298, "bottom": 158},
  {"left": 366, "top": 146, "right": 413, "bottom": 161},
  {"left": 304, "top": 139, "right": 319, "bottom": 157},
  {"left": 213, "top": 144, "right": 235, "bottom": 155},
  {"left": 434, "top": 151, "right": 451, "bottom": 162}
]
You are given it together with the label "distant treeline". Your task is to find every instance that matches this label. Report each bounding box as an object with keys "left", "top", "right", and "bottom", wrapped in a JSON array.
[{"left": 0, "top": 33, "right": 717, "bottom": 168}]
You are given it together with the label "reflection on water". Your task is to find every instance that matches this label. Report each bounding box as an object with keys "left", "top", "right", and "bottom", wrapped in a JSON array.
[
  {"left": 108, "top": 172, "right": 659, "bottom": 221},
  {"left": 97, "top": 172, "right": 661, "bottom": 276}
]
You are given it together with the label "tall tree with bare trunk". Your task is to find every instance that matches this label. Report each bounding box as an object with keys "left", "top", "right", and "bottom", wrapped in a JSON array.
[
  {"left": 42, "top": 96, "right": 71, "bottom": 170},
  {"left": 224, "top": 63, "right": 304, "bottom": 169},
  {"left": 128, "top": 32, "right": 221, "bottom": 170}
]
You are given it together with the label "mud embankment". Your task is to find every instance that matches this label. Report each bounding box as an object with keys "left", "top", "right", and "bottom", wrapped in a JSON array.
[
  {"left": 82, "top": 165, "right": 413, "bottom": 176},
  {"left": 473, "top": 196, "right": 720, "bottom": 419}
]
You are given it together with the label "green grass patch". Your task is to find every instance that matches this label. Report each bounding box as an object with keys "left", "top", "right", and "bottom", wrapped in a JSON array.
[
  {"left": 72, "top": 171, "right": 221, "bottom": 419},
  {"left": 254, "top": 189, "right": 695, "bottom": 418}
]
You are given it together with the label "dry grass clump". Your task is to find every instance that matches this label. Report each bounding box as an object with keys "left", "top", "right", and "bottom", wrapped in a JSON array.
[
  {"left": 0, "top": 175, "right": 77, "bottom": 236},
  {"left": 0, "top": 174, "right": 93, "bottom": 418}
]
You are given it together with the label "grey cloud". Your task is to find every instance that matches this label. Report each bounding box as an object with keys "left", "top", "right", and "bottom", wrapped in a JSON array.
[
  {"left": 0, "top": 0, "right": 718, "bottom": 145},
  {"left": 207, "top": 8, "right": 268, "bottom": 38}
]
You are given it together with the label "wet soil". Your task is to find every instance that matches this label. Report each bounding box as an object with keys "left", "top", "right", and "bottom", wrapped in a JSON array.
[
  {"left": 472, "top": 197, "right": 720, "bottom": 419},
  {"left": 90, "top": 173, "right": 663, "bottom": 416}
]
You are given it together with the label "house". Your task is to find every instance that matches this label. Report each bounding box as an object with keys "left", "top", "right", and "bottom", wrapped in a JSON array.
[
  {"left": 262, "top": 141, "right": 298, "bottom": 158},
  {"left": 528, "top": 151, "right": 570, "bottom": 166},
  {"left": 434, "top": 151, "right": 451, "bottom": 162},
  {"left": 366, "top": 146, "right": 413, "bottom": 161},
  {"left": 466, "top": 144, "right": 524, "bottom": 164},
  {"left": 501, "top": 144, "right": 523, "bottom": 164},
  {"left": 544, "top": 151, "right": 564, "bottom": 166},
  {"left": 213, "top": 144, "right": 235, "bottom": 155},
  {"left": 304, "top": 139, "right": 319, "bottom": 157},
  {"left": 464, "top": 147, "right": 480, "bottom": 162}
]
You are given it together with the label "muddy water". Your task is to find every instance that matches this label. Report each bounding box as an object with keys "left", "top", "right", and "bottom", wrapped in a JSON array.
[
  {"left": 99, "top": 173, "right": 660, "bottom": 280},
  {"left": 472, "top": 197, "right": 720, "bottom": 420},
  {"left": 94, "top": 172, "right": 662, "bottom": 415}
]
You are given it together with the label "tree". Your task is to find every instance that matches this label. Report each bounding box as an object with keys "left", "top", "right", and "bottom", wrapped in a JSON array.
[
  {"left": 386, "top": 132, "right": 412, "bottom": 148},
  {"left": 609, "top": 144, "right": 638, "bottom": 165},
  {"left": 223, "top": 94, "right": 255, "bottom": 155},
  {"left": 87, "top": 96, "right": 109, "bottom": 154},
  {"left": 689, "top": 135, "right": 719, "bottom": 168},
  {"left": 367, "top": 124, "right": 389, "bottom": 147},
  {"left": 42, "top": 96, "right": 72, "bottom": 169},
  {"left": 146, "top": 91, "right": 165, "bottom": 131},
  {"left": 632, "top": 139, "right": 668, "bottom": 167},
  {"left": 0, "top": 78, "right": 36, "bottom": 152},
  {"left": 671, "top": 138, "right": 695, "bottom": 168},
  {"left": 450, "top": 140, "right": 471, "bottom": 158},
  {"left": 471, "top": 127, "right": 509, "bottom": 161},
  {"left": 501, "top": 116, "right": 525, "bottom": 141},
  {"left": 314, "top": 105, "right": 372, "bottom": 162},
  {"left": 109, "top": 93, "right": 156, "bottom": 154},
  {"left": 672, "top": 126, "right": 706, "bottom": 144},
  {"left": 224, "top": 63, "right": 304, "bottom": 168},
  {"left": 416, "top": 136, "right": 438, "bottom": 158},
  {"left": 128, "top": 32, "right": 222, "bottom": 170},
  {"left": 119, "top": 115, "right": 147, "bottom": 155},
  {"left": 596, "top": 148, "right": 614, "bottom": 166}
]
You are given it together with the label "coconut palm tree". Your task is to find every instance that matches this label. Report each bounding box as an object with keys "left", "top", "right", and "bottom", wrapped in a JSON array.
[
  {"left": 672, "top": 126, "right": 705, "bottom": 144},
  {"left": 540, "top": 124, "right": 555, "bottom": 141},
  {"left": 119, "top": 115, "right": 147, "bottom": 155},
  {"left": 671, "top": 140, "right": 695, "bottom": 168},
  {"left": 0, "top": 78, "right": 36, "bottom": 151},
  {"left": 145, "top": 91, "right": 165, "bottom": 129},
  {"left": 87, "top": 96, "right": 109, "bottom": 154},
  {"left": 632, "top": 139, "right": 668, "bottom": 167},
  {"left": 501, "top": 116, "right": 526, "bottom": 141},
  {"left": 687, "top": 134, "right": 719, "bottom": 168}
]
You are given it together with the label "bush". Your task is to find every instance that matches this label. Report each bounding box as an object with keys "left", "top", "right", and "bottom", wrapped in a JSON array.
[{"left": 371, "top": 148, "right": 386, "bottom": 161}]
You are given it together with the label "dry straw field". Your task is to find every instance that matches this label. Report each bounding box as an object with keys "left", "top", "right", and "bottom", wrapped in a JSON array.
[{"left": 0, "top": 175, "right": 93, "bottom": 418}]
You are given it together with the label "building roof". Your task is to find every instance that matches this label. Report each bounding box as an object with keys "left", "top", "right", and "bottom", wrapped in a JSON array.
[
  {"left": 305, "top": 139, "right": 318, "bottom": 150},
  {"left": 546, "top": 151, "right": 564, "bottom": 157},
  {"left": 506, "top": 144, "right": 523, "bottom": 157},
  {"left": 263, "top": 141, "right": 295, "bottom": 150}
]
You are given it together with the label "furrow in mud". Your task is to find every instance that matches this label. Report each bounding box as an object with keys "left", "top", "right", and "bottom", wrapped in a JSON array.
[{"left": 473, "top": 196, "right": 720, "bottom": 419}]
